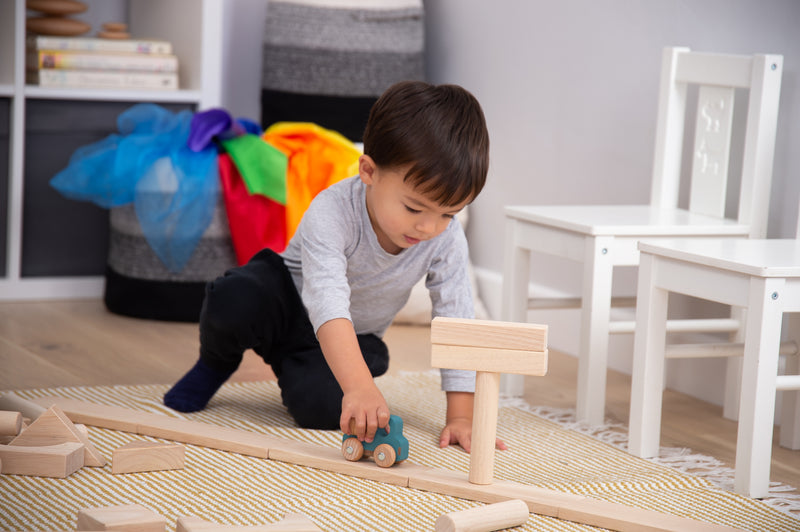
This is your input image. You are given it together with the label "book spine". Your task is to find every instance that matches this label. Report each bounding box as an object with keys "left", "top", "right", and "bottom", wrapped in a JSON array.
[
  {"left": 28, "top": 70, "right": 179, "bottom": 90},
  {"left": 27, "top": 35, "right": 173, "bottom": 55},
  {"left": 31, "top": 50, "right": 178, "bottom": 73}
]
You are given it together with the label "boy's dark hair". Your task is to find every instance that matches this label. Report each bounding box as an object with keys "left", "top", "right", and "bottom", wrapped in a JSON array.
[{"left": 362, "top": 81, "right": 489, "bottom": 206}]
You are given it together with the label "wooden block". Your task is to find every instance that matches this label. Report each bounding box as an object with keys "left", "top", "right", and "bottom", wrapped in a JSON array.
[
  {"left": 26, "top": 16, "right": 91, "bottom": 36},
  {"left": 176, "top": 513, "right": 321, "bottom": 532},
  {"left": 0, "top": 392, "right": 46, "bottom": 421},
  {"left": 10, "top": 405, "right": 106, "bottom": 467},
  {"left": 0, "top": 441, "right": 84, "bottom": 477},
  {"left": 0, "top": 410, "right": 23, "bottom": 436},
  {"left": 434, "top": 499, "right": 529, "bottom": 532},
  {"left": 27, "top": 0, "right": 88, "bottom": 15},
  {"left": 431, "top": 344, "right": 548, "bottom": 375},
  {"left": 112, "top": 441, "right": 185, "bottom": 474},
  {"left": 431, "top": 317, "right": 547, "bottom": 352},
  {"left": 76, "top": 504, "right": 166, "bottom": 532},
  {"left": 47, "top": 396, "right": 744, "bottom": 532}
]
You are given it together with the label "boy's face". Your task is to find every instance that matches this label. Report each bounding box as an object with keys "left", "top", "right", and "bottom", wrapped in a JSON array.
[{"left": 359, "top": 156, "right": 469, "bottom": 255}]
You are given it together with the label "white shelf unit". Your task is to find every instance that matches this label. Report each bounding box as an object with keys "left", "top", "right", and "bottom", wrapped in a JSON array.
[{"left": 0, "top": 0, "right": 223, "bottom": 300}]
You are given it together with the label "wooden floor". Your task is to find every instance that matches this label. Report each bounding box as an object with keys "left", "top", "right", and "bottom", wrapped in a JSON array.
[{"left": 1, "top": 299, "right": 797, "bottom": 491}]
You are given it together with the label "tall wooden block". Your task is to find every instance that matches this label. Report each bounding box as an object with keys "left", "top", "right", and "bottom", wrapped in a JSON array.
[
  {"left": 112, "top": 441, "right": 185, "bottom": 474},
  {"left": 76, "top": 504, "right": 166, "bottom": 532}
]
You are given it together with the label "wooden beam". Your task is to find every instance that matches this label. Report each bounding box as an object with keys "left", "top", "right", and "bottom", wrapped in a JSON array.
[
  {"left": 112, "top": 441, "right": 185, "bottom": 474},
  {"left": 430, "top": 344, "right": 547, "bottom": 375},
  {"left": 0, "top": 441, "right": 84, "bottom": 477},
  {"left": 430, "top": 317, "right": 547, "bottom": 352},
  {"left": 31, "top": 396, "right": 743, "bottom": 532}
]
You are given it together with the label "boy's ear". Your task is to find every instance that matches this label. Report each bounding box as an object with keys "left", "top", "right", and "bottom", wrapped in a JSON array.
[{"left": 358, "top": 155, "right": 377, "bottom": 185}]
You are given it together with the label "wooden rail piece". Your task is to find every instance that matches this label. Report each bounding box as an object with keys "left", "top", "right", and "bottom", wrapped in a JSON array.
[
  {"left": 76, "top": 504, "right": 166, "bottom": 531},
  {"left": 31, "top": 395, "right": 744, "bottom": 532},
  {"left": 9, "top": 405, "right": 105, "bottom": 467},
  {"left": 112, "top": 441, "right": 186, "bottom": 474},
  {"left": 434, "top": 499, "right": 530, "bottom": 532},
  {"left": 0, "top": 441, "right": 84, "bottom": 477},
  {"left": 176, "top": 514, "right": 322, "bottom": 532}
]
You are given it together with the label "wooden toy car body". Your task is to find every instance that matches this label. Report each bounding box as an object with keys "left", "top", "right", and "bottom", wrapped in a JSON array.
[{"left": 341, "top": 414, "right": 409, "bottom": 467}]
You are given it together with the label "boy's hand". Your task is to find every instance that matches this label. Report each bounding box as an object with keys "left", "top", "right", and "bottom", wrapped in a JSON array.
[
  {"left": 439, "top": 416, "right": 507, "bottom": 453},
  {"left": 340, "top": 381, "right": 390, "bottom": 443}
]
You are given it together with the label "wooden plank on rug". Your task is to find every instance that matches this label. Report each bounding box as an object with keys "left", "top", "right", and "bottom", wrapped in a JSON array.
[{"left": 31, "top": 396, "right": 745, "bottom": 532}]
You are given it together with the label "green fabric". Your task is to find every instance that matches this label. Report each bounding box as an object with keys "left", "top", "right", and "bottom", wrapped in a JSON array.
[{"left": 221, "top": 135, "right": 288, "bottom": 205}]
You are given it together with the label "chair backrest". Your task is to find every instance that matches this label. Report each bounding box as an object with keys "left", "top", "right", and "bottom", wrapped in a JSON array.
[{"left": 649, "top": 47, "right": 783, "bottom": 238}]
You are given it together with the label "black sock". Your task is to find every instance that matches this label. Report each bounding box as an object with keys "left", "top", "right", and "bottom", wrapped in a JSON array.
[{"left": 164, "top": 359, "right": 235, "bottom": 412}]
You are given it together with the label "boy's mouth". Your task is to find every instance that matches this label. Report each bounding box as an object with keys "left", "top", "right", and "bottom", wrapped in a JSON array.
[{"left": 404, "top": 235, "right": 421, "bottom": 245}]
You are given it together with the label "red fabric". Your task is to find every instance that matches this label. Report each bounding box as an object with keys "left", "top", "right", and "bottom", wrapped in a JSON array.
[{"left": 218, "top": 154, "right": 286, "bottom": 264}]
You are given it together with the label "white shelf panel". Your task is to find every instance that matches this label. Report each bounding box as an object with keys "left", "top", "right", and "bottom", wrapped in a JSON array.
[
  {"left": 0, "top": 277, "right": 105, "bottom": 300},
  {"left": 0, "top": 84, "right": 13, "bottom": 97},
  {"left": 23, "top": 86, "right": 203, "bottom": 104}
]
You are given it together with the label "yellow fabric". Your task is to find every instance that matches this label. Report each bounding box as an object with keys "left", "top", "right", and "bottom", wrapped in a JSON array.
[{"left": 262, "top": 122, "right": 361, "bottom": 246}]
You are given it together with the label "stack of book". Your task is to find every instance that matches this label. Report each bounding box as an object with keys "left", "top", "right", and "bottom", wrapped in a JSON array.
[{"left": 26, "top": 35, "right": 179, "bottom": 90}]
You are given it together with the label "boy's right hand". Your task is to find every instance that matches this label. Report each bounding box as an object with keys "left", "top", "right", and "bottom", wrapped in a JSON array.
[{"left": 340, "top": 382, "right": 390, "bottom": 443}]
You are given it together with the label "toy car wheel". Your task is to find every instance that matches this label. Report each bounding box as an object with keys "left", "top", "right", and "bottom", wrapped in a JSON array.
[
  {"left": 342, "top": 437, "right": 364, "bottom": 461},
  {"left": 373, "top": 443, "right": 396, "bottom": 468}
]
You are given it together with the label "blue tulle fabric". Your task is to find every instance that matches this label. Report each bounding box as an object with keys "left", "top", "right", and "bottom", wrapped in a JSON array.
[{"left": 50, "top": 103, "right": 220, "bottom": 272}]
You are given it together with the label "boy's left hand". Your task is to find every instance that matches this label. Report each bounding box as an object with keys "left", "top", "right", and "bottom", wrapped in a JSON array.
[{"left": 438, "top": 416, "right": 507, "bottom": 453}]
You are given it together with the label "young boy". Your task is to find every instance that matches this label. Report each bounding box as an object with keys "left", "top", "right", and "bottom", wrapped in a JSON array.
[{"left": 164, "top": 80, "right": 501, "bottom": 452}]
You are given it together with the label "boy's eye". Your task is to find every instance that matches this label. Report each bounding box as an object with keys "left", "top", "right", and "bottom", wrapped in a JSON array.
[
  {"left": 443, "top": 214, "right": 455, "bottom": 219},
  {"left": 405, "top": 205, "right": 421, "bottom": 214}
]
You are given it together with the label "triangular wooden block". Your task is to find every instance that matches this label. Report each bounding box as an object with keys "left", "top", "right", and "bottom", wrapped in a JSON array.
[{"left": 9, "top": 405, "right": 106, "bottom": 467}]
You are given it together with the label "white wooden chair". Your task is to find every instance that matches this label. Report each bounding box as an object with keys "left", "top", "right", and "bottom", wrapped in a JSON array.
[
  {"left": 501, "top": 47, "right": 783, "bottom": 425},
  {"left": 628, "top": 224, "right": 800, "bottom": 497}
]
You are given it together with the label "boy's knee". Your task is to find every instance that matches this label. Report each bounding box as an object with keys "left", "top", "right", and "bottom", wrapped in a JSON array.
[{"left": 283, "top": 390, "right": 341, "bottom": 430}]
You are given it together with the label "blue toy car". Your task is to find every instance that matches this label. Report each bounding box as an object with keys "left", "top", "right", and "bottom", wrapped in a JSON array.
[{"left": 341, "top": 414, "right": 409, "bottom": 467}]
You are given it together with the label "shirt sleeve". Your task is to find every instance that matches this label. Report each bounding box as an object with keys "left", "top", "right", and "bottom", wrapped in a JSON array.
[
  {"left": 297, "top": 193, "right": 356, "bottom": 333},
  {"left": 427, "top": 219, "right": 476, "bottom": 393}
]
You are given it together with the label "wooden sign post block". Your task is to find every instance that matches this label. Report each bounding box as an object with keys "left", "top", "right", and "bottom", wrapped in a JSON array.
[
  {"left": 0, "top": 441, "right": 84, "bottom": 477},
  {"left": 431, "top": 317, "right": 548, "bottom": 485},
  {"left": 435, "top": 499, "right": 530, "bottom": 532},
  {"left": 76, "top": 504, "right": 166, "bottom": 532},
  {"left": 112, "top": 441, "right": 185, "bottom": 474}
]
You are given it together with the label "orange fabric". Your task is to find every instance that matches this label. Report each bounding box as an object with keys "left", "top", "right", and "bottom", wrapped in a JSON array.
[{"left": 262, "top": 122, "right": 360, "bottom": 245}]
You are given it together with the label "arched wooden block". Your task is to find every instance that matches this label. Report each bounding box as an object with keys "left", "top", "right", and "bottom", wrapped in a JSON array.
[{"left": 0, "top": 441, "right": 84, "bottom": 477}]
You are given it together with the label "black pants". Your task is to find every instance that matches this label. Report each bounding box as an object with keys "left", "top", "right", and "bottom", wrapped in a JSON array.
[{"left": 198, "top": 249, "right": 389, "bottom": 429}]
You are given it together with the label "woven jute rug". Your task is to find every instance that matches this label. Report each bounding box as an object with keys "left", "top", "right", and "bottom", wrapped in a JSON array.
[{"left": 1, "top": 372, "right": 797, "bottom": 531}]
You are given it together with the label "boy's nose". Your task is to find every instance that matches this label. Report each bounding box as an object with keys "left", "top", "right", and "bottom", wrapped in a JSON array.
[{"left": 416, "top": 217, "right": 436, "bottom": 234}]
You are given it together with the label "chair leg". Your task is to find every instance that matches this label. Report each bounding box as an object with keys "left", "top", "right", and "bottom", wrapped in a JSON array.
[
  {"left": 500, "top": 218, "right": 531, "bottom": 397},
  {"left": 629, "top": 253, "right": 669, "bottom": 458},
  {"left": 723, "top": 307, "right": 745, "bottom": 421},
  {"left": 735, "top": 277, "right": 784, "bottom": 498},
  {"left": 779, "top": 313, "right": 800, "bottom": 450},
  {"left": 576, "top": 236, "right": 613, "bottom": 425}
]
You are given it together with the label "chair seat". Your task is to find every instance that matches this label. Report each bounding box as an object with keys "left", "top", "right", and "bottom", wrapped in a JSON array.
[
  {"left": 505, "top": 205, "right": 748, "bottom": 236},
  {"left": 639, "top": 238, "right": 800, "bottom": 278}
]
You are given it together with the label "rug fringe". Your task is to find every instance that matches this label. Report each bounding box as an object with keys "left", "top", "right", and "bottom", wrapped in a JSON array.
[{"left": 498, "top": 395, "right": 800, "bottom": 518}]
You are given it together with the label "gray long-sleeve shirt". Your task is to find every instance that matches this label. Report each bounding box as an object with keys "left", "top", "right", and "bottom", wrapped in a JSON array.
[{"left": 281, "top": 176, "right": 476, "bottom": 392}]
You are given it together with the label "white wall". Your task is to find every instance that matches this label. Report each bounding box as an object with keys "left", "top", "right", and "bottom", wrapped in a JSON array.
[{"left": 423, "top": 0, "right": 800, "bottom": 406}]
